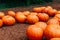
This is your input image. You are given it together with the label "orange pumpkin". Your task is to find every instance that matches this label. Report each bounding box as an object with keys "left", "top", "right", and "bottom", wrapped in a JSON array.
[
  {"left": 27, "top": 15, "right": 39, "bottom": 24},
  {"left": 42, "top": 7, "right": 49, "bottom": 13},
  {"left": 16, "top": 12, "right": 22, "bottom": 14},
  {"left": 56, "top": 11, "right": 60, "bottom": 14},
  {"left": 35, "top": 22, "right": 47, "bottom": 31},
  {"left": 30, "top": 12, "right": 38, "bottom": 15},
  {"left": 0, "top": 12, "right": 5, "bottom": 18},
  {"left": 2, "top": 15, "right": 15, "bottom": 25},
  {"left": 23, "top": 11, "right": 30, "bottom": 16},
  {"left": 37, "top": 13, "right": 49, "bottom": 21},
  {"left": 15, "top": 12, "right": 26, "bottom": 23},
  {"left": 32, "top": 7, "right": 45, "bottom": 13},
  {"left": 0, "top": 19, "right": 3, "bottom": 27},
  {"left": 40, "top": 7, "right": 46, "bottom": 12},
  {"left": 8, "top": 11, "right": 15, "bottom": 17},
  {"left": 47, "top": 18, "right": 59, "bottom": 25},
  {"left": 46, "top": 6, "right": 52, "bottom": 9},
  {"left": 44, "top": 24, "right": 60, "bottom": 39},
  {"left": 32, "top": 7, "right": 41, "bottom": 12},
  {"left": 26, "top": 25, "right": 43, "bottom": 40},
  {"left": 48, "top": 9, "right": 57, "bottom": 16},
  {"left": 54, "top": 14, "right": 60, "bottom": 22},
  {"left": 50, "top": 38, "right": 60, "bottom": 40}
]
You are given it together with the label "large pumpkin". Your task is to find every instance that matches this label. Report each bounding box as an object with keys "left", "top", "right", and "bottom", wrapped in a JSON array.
[
  {"left": 26, "top": 25, "right": 43, "bottom": 40},
  {"left": 44, "top": 24, "right": 60, "bottom": 39},
  {"left": 35, "top": 22, "right": 47, "bottom": 31}
]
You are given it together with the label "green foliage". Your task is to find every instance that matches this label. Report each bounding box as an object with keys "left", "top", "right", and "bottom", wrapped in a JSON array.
[{"left": 0, "top": 0, "right": 52, "bottom": 8}]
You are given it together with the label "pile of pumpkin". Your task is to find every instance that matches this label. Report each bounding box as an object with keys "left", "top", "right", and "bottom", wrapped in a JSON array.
[
  {"left": 0, "top": 6, "right": 60, "bottom": 40},
  {"left": 26, "top": 6, "right": 60, "bottom": 40}
]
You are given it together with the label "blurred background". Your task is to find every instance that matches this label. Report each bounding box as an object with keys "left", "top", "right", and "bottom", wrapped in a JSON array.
[{"left": 0, "top": 0, "right": 59, "bottom": 10}]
